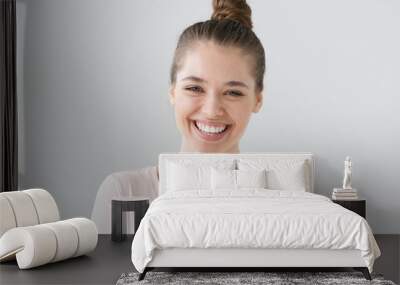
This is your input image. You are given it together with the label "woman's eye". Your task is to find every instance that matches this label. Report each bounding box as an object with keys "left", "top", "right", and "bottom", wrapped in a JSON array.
[
  {"left": 226, "top": 90, "right": 244, "bottom": 97},
  {"left": 185, "top": 86, "right": 203, "bottom": 93}
]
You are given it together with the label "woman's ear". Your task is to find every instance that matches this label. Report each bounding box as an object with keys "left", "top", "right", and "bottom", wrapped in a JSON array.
[
  {"left": 252, "top": 92, "right": 263, "bottom": 113},
  {"left": 168, "top": 85, "right": 175, "bottom": 106}
]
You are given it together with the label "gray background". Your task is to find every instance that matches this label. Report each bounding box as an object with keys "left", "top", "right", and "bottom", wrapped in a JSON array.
[{"left": 16, "top": 0, "right": 399, "bottom": 234}]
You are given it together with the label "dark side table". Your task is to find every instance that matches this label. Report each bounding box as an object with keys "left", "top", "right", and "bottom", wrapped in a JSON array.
[
  {"left": 111, "top": 196, "right": 149, "bottom": 242},
  {"left": 332, "top": 199, "right": 366, "bottom": 219}
]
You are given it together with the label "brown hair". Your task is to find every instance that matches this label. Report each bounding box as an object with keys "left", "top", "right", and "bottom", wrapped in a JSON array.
[{"left": 170, "top": 0, "right": 265, "bottom": 92}]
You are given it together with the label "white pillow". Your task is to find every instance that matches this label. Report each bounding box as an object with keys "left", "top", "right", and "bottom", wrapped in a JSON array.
[
  {"left": 238, "top": 159, "right": 308, "bottom": 191},
  {"left": 211, "top": 168, "right": 236, "bottom": 190},
  {"left": 167, "top": 162, "right": 209, "bottom": 191},
  {"left": 166, "top": 159, "right": 235, "bottom": 191},
  {"left": 211, "top": 168, "right": 267, "bottom": 190},
  {"left": 236, "top": 169, "right": 267, "bottom": 189}
]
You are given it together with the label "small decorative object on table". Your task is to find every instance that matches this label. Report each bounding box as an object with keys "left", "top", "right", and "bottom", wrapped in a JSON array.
[
  {"left": 342, "top": 156, "right": 353, "bottom": 190},
  {"left": 332, "top": 156, "right": 366, "bottom": 218},
  {"left": 332, "top": 156, "right": 358, "bottom": 200},
  {"left": 112, "top": 196, "right": 149, "bottom": 242}
]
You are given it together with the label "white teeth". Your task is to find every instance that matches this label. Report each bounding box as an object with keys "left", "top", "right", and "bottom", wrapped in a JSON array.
[{"left": 195, "top": 121, "right": 227, "bottom": 134}]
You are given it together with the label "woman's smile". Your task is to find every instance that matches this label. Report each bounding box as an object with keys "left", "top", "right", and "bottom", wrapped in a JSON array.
[{"left": 190, "top": 119, "right": 232, "bottom": 142}]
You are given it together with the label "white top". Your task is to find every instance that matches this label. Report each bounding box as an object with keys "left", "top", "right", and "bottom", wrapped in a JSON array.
[
  {"left": 112, "top": 196, "right": 151, "bottom": 201},
  {"left": 91, "top": 166, "right": 158, "bottom": 234}
]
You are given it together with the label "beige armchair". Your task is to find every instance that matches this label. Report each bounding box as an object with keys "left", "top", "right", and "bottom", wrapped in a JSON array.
[{"left": 0, "top": 189, "right": 97, "bottom": 269}]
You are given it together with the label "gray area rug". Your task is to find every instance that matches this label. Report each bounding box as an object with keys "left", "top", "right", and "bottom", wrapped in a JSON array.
[{"left": 116, "top": 271, "right": 396, "bottom": 285}]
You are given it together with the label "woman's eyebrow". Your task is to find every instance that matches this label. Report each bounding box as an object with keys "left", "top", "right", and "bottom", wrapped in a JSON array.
[
  {"left": 181, "top": 76, "right": 249, "bottom": 89},
  {"left": 225, "top": 81, "right": 249, "bottom": 89},
  {"left": 181, "top": 76, "right": 206, "bottom": 83}
]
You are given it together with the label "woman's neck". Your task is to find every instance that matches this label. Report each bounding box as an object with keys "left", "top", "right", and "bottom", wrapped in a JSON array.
[{"left": 180, "top": 142, "right": 240, "bottom": 153}]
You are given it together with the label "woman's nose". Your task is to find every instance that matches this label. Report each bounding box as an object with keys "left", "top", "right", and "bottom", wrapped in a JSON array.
[{"left": 201, "top": 94, "right": 224, "bottom": 117}]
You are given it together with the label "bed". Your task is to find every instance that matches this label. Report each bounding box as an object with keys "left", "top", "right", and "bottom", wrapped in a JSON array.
[{"left": 131, "top": 152, "right": 381, "bottom": 281}]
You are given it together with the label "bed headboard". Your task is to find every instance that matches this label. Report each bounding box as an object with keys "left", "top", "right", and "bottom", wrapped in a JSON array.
[{"left": 158, "top": 152, "right": 315, "bottom": 195}]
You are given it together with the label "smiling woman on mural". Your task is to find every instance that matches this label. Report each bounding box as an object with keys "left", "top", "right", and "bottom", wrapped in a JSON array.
[
  {"left": 91, "top": 0, "right": 266, "bottom": 233},
  {"left": 169, "top": 0, "right": 265, "bottom": 153}
]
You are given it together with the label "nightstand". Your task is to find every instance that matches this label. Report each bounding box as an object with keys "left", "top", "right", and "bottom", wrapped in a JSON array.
[
  {"left": 332, "top": 199, "right": 366, "bottom": 218},
  {"left": 111, "top": 196, "right": 149, "bottom": 242}
]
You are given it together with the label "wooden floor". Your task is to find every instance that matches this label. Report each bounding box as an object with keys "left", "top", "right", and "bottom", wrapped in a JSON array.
[
  {"left": 374, "top": 234, "right": 400, "bottom": 284},
  {"left": 0, "top": 235, "right": 398, "bottom": 284}
]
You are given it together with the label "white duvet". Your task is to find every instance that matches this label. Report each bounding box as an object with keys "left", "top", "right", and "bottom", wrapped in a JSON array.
[{"left": 131, "top": 189, "right": 381, "bottom": 273}]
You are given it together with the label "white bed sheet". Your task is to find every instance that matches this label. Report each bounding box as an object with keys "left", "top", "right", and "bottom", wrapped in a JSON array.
[{"left": 131, "top": 189, "right": 380, "bottom": 273}]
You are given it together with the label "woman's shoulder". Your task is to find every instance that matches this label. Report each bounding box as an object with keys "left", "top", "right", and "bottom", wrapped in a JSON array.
[{"left": 109, "top": 165, "right": 158, "bottom": 182}]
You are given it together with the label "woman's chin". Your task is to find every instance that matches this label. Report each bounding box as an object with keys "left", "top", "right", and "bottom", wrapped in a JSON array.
[{"left": 185, "top": 139, "right": 237, "bottom": 153}]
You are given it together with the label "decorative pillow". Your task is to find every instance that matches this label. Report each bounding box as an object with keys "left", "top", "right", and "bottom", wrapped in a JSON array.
[
  {"left": 238, "top": 159, "right": 308, "bottom": 191},
  {"left": 211, "top": 168, "right": 268, "bottom": 190},
  {"left": 236, "top": 169, "right": 267, "bottom": 189},
  {"left": 167, "top": 162, "right": 209, "bottom": 191},
  {"left": 166, "top": 159, "right": 235, "bottom": 191},
  {"left": 211, "top": 168, "right": 236, "bottom": 190}
]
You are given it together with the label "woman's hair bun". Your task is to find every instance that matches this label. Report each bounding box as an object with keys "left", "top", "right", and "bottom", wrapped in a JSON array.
[{"left": 211, "top": 0, "right": 253, "bottom": 29}]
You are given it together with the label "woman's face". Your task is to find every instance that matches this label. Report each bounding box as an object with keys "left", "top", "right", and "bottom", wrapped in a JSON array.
[{"left": 169, "top": 40, "right": 263, "bottom": 153}]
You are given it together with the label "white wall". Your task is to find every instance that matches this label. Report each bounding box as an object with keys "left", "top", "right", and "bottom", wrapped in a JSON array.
[{"left": 16, "top": 0, "right": 400, "bottom": 233}]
